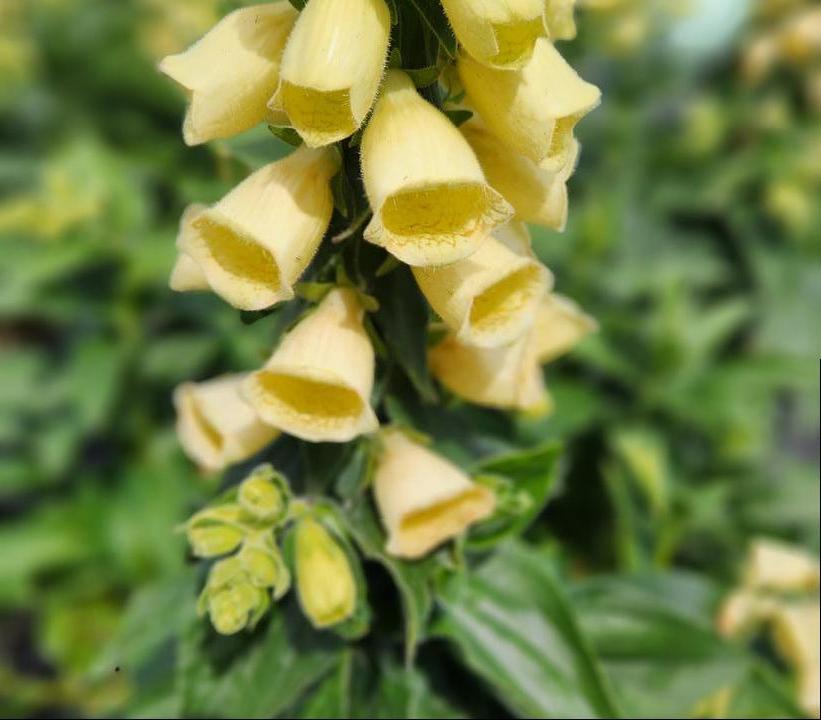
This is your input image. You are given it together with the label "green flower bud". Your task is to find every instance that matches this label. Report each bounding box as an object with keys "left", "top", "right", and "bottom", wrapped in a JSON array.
[
  {"left": 199, "top": 557, "right": 270, "bottom": 635},
  {"left": 238, "top": 465, "right": 290, "bottom": 524},
  {"left": 185, "top": 503, "right": 246, "bottom": 558},
  {"left": 239, "top": 535, "right": 291, "bottom": 598},
  {"left": 294, "top": 518, "right": 357, "bottom": 629}
]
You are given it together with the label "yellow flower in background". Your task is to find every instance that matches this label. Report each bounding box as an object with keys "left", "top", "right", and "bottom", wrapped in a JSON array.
[
  {"left": 173, "top": 374, "right": 280, "bottom": 473},
  {"left": 429, "top": 331, "right": 550, "bottom": 413},
  {"left": 462, "top": 117, "right": 580, "bottom": 229},
  {"left": 269, "top": 0, "right": 391, "bottom": 147},
  {"left": 440, "top": 0, "right": 548, "bottom": 69},
  {"left": 459, "top": 38, "right": 600, "bottom": 163},
  {"left": 372, "top": 429, "right": 496, "bottom": 559},
  {"left": 294, "top": 518, "right": 357, "bottom": 628},
  {"left": 531, "top": 293, "right": 598, "bottom": 363},
  {"left": 743, "top": 537, "right": 821, "bottom": 592},
  {"left": 177, "top": 146, "right": 338, "bottom": 311},
  {"left": 361, "top": 69, "right": 512, "bottom": 266},
  {"left": 158, "top": 3, "right": 297, "bottom": 145},
  {"left": 545, "top": 0, "right": 578, "bottom": 40},
  {"left": 773, "top": 602, "right": 821, "bottom": 718},
  {"left": 243, "top": 288, "right": 378, "bottom": 443},
  {"left": 413, "top": 234, "right": 552, "bottom": 348}
]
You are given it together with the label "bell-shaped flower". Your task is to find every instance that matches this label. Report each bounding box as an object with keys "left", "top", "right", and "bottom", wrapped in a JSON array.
[
  {"left": 531, "top": 293, "right": 597, "bottom": 363},
  {"left": 429, "top": 331, "right": 550, "bottom": 413},
  {"left": 243, "top": 288, "right": 378, "bottom": 443},
  {"left": 462, "top": 118, "right": 579, "bottom": 228},
  {"left": 458, "top": 37, "right": 600, "bottom": 163},
  {"left": 545, "top": 0, "right": 577, "bottom": 41},
  {"left": 440, "top": 0, "right": 548, "bottom": 69},
  {"left": 158, "top": 3, "right": 297, "bottom": 145},
  {"left": 361, "top": 70, "right": 512, "bottom": 266},
  {"left": 413, "top": 234, "right": 551, "bottom": 348},
  {"left": 174, "top": 374, "right": 280, "bottom": 473},
  {"left": 294, "top": 518, "right": 358, "bottom": 628},
  {"left": 178, "top": 146, "right": 339, "bottom": 310},
  {"left": 372, "top": 429, "right": 496, "bottom": 559},
  {"left": 269, "top": 0, "right": 391, "bottom": 147}
]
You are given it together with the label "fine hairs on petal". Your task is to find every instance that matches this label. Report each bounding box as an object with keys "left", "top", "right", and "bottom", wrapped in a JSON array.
[{"left": 361, "top": 69, "right": 513, "bottom": 266}]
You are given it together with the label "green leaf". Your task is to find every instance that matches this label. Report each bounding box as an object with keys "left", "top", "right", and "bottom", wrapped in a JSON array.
[
  {"left": 361, "top": 662, "right": 463, "bottom": 719},
  {"left": 268, "top": 124, "right": 303, "bottom": 147},
  {"left": 443, "top": 109, "right": 473, "bottom": 127},
  {"left": 405, "top": 65, "right": 441, "bottom": 88},
  {"left": 434, "top": 542, "right": 620, "bottom": 718},
  {"left": 373, "top": 266, "right": 437, "bottom": 402},
  {"left": 468, "top": 442, "right": 562, "bottom": 549},
  {"left": 404, "top": 0, "right": 457, "bottom": 58},
  {"left": 215, "top": 124, "right": 293, "bottom": 170},
  {"left": 177, "top": 604, "right": 341, "bottom": 718},
  {"left": 293, "top": 650, "right": 356, "bottom": 719}
]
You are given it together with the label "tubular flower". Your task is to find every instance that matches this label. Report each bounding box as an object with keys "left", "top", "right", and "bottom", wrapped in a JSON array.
[
  {"left": 458, "top": 37, "right": 600, "bottom": 163},
  {"left": 462, "top": 117, "right": 580, "bottom": 229},
  {"left": 772, "top": 602, "right": 821, "bottom": 717},
  {"left": 531, "top": 293, "right": 598, "bottom": 363},
  {"left": 361, "top": 69, "right": 513, "bottom": 266},
  {"left": 158, "top": 3, "right": 297, "bottom": 146},
  {"left": 169, "top": 204, "right": 208, "bottom": 292},
  {"left": 743, "top": 538, "right": 821, "bottom": 592},
  {"left": 413, "top": 235, "right": 552, "bottom": 348},
  {"left": 429, "top": 332, "right": 550, "bottom": 413},
  {"left": 372, "top": 429, "right": 496, "bottom": 559},
  {"left": 545, "top": 0, "right": 578, "bottom": 41},
  {"left": 178, "top": 146, "right": 339, "bottom": 310},
  {"left": 494, "top": 219, "right": 534, "bottom": 256},
  {"left": 173, "top": 374, "right": 280, "bottom": 473},
  {"left": 269, "top": 0, "right": 391, "bottom": 147},
  {"left": 294, "top": 518, "right": 357, "bottom": 628},
  {"left": 440, "top": 0, "right": 548, "bottom": 69},
  {"left": 243, "top": 288, "right": 378, "bottom": 443}
]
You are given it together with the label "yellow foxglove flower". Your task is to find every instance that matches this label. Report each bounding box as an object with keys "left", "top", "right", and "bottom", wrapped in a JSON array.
[
  {"left": 458, "top": 38, "right": 600, "bottom": 163},
  {"left": 772, "top": 602, "right": 821, "bottom": 717},
  {"left": 158, "top": 3, "right": 297, "bottom": 145},
  {"left": 361, "top": 70, "right": 512, "bottom": 266},
  {"left": 174, "top": 374, "right": 280, "bottom": 473},
  {"left": 413, "top": 234, "right": 551, "bottom": 348},
  {"left": 373, "top": 429, "right": 495, "bottom": 559},
  {"left": 545, "top": 0, "right": 577, "bottom": 41},
  {"left": 169, "top": 204, "right": 209, "bottom": 292},
  {"left": 743, "top": 538, "right": 821, "bottom": 592},
  {"left": 494, "top": 219, "right": 534, "bottom": 256},
  {"left": 429, "top": 332, "right": 550, "bottom": 413},
  {"left": 440, "top": 0, "right": 548, "bottom": 69},
  {"left": 178, "top": 146, "right": 339, "bottom": 310},
  {"left": 294, "top": 518, "right": 357, "bottom": 628},
  {"left": 716, "top": 589, "right": 778, "bottom": 637},
  {"left": 269, "top": 0, "right": 391, "bottom": 147},
  {"left": 243, "top": 288, "right": 378, "bottom": 442},
  {"left": 531, "top": 293, "right": 598, "bottom": 363},
  {"left": 462, "top": 118, "right": 579, "bottom": 228}
]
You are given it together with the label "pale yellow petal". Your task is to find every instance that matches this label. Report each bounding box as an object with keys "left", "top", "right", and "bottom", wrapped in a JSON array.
[
  {"left": 373, "top": 429, "right": 496, "bottom": 559},
  {"left": 413, "top": 234, "right": 551, "bottom": 347},
  {"left": 361, "top": 70, "right": 512, "bottom": 266},
  {"left": 178, "top": 146, "right": 338, "bottom": 311},
  {"left": 459, "top": 37, "right": 600, "bottom": 162},
  {"left": 158, "top": 3, "right": 297, "bottom": 145},
  {"left": 744, "top": 538, "right": 821, "bottom": 592},
  {"left": 243, "top": 288, "right": 378, "bottom": 443},
  {"left": 440, "top": 0, "right": 548, "bottom": 69},
  {"left": 270, "top": 0, "right": 391, "bottom": 147},
  {"left": 174, "top": 373, "right": 280, "bottom": 473},
  {"left": 545, "top": 0, "right": 577, "bottom": 41},
  {"left": 531, "top": 293, "right": 597, "bottom": 363}
]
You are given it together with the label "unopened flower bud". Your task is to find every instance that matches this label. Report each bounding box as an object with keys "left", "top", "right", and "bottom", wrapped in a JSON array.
[
  {"left": 361, "top": 70, "right": 512, "bottom": 266},
  {"left": 238, "top": 536, "right": 291, "bottom": 598},
  {"left": 270, "top": 0, "right": 391, "bottom": 147},
  {"left": 238, "top": 465, "right": 290, "bottom": 524},
  {"left": 244, "top": 288, "right": 378, "bottom": 443},
  {"left": 185, "top": 504, "right": 246, "bottom": 558},
  {"left": 200, "top": 557, "right": 270, "bottom": 635},
  {"left": 158, "top": 3, "right": 297, "bottom": 145},
  {"left": 294, "top": 518, "right": 357, "bottom": 628},
  {"left": 372, "top": 429, "right": 496, "bottom": 559}
]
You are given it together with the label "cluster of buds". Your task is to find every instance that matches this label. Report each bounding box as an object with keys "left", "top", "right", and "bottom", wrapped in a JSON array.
[
  {"left": 717, "top": 538, "right": 820, "bottom": 717},
  {"left": 162, "top": 0, "right": 602, "bottom": 628}
]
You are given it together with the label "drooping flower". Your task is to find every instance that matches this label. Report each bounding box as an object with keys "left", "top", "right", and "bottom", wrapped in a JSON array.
[
  {"left": 458, "top": 37, "right": 600, "bottom": 163},
  {"left": 173, "top": 374, "right": 280, "bottom": 473},
  {"left": 294, "top": 518, "right": 358, "bottom": 628},
  {"left": 243, "top": 288, "right": 378, "bottom": 443},
  {"left": 440, "top": 0, "right": 548, "bottom": 69},
  {"left": 177, "top": 146, "right": 339, "bottom": 310},
  {"left": 372, "top": 429, "right": 496, "bottom": 559},
  {"left": 530, "top": 293, "right": 598, "bottom": 363},
  {"left": 413, "top": 234, "right": 551, "bottom": 347},
  {"left": 361, "top": 69, "right": 512, "bottom": 266},
  {"left": 269, "top": 0, "right": 391, "bottom": 147},
  {"left": 158, "top": 3, "right": 297, "bottom": 145}
]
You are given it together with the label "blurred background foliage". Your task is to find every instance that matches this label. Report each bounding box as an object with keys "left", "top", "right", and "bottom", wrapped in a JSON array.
[{"left": 0, "top": 0, "right": 818, "bottom": 717}]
